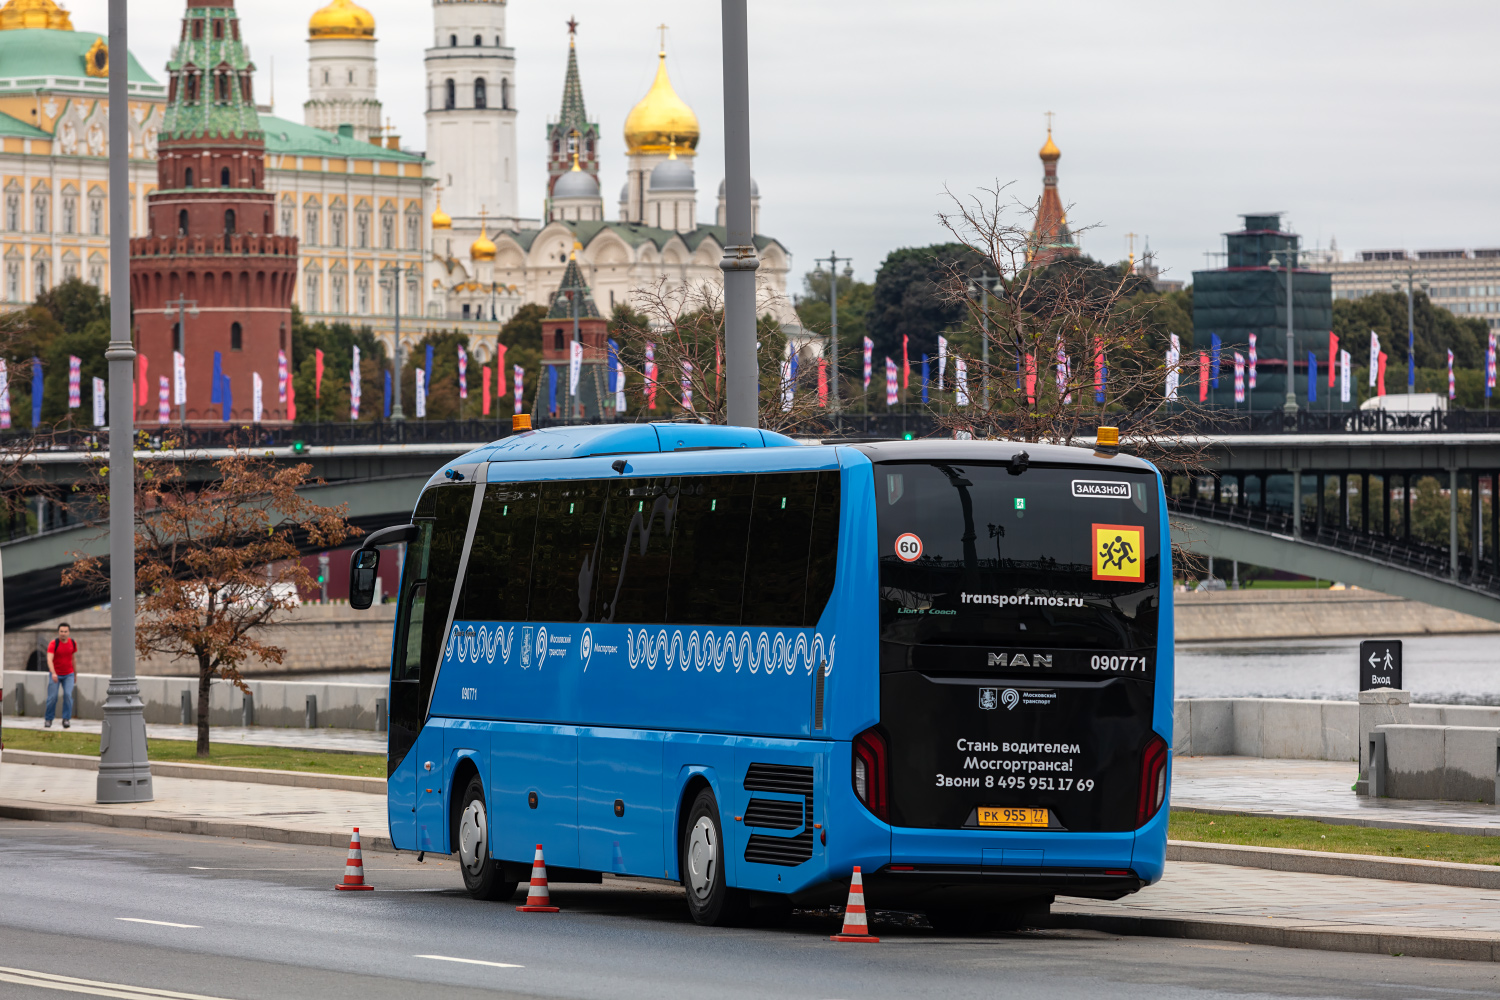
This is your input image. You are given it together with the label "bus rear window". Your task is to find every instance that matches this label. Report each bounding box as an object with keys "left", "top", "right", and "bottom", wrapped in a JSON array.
[{"left": 876, "top": 462, "right": 1158, "bottom": 651}]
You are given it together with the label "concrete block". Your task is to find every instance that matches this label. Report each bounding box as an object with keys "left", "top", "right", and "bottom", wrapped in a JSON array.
[
  {"left": 1186, "top": 699, "right": 1235, "bottom": 756},
  {"left": 1440, "top": 727, "right": 1498, "bottom": 804},
  {"left": 1437, "top": 706, "right": 1500, "bottom": 729},
  {"left": 1359, "top": 689, "right": 1411, "bottom": 777},
  {"left": 1321, "top": 701, "right": 1359, "bottom": 762},
  {"left": 1254, "top": 700, "right": 1328, "bottom": 760},
  {"left": 1379, "top": 724, "right": 1446, "bottom": 803},
  {"left": 1231, "top": 699, "right": 1261, "bottom": 758}
]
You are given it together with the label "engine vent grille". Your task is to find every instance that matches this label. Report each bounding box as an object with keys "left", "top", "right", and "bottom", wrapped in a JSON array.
[{"left": 743, "top": 762, "right": 814, "bottom": 867}]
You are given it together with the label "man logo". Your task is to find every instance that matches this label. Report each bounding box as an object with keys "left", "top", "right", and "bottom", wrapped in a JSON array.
[
  {"left": 979, "top": 687, "right": 998, "bottom": 710},
  {"left": 1001, "top": 688, "right": 1021, "bottom": 711}
]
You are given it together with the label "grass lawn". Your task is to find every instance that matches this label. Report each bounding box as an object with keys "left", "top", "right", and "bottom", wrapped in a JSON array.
[
  {"left": 1171, "top": 809, "right": 1500, "bottom": 866},
  {"left": 1, "top": 727, "right": 384, "bottom": 778}
]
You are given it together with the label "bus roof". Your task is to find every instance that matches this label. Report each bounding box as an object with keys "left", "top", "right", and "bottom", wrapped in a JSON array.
[
  {"left": 450, "top": 423, "right": 801, "bottom": 466},
  {"left": 851, "top": 439, "right": 1157, "bottom": 473}
]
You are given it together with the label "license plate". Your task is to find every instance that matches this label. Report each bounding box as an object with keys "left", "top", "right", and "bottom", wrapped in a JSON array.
[{"left": 977, "top": 806, "right": 1048, "bottom": 828}]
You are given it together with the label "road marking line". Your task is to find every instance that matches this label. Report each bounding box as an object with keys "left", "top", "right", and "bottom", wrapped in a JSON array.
[
  {"left": 116, "top": 918, "right": 203, "bottom": 929},
  {"left": 414, "top": 954, "right": 524, "bottom": 969},
  {"left": 0, "top": 966, "right": 238, "bottom": 999}
]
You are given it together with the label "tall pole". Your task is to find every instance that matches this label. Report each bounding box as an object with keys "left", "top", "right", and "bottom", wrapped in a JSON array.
[
  {"left": 98, "top": 0, "right": 152, "bottom": 804},
  {"left": 719, "top": 0, "right": 759, "bottom": 428},
  {"left": 1275, "top": 254, "right": 1297, "bottom": 417},
  {"left": 814, "top": 251, "right": 846, "bottom": 415},
  {"left": 1406, "top": 269, "right": 1416, "bottom": 396},
  {"left": 389, "top": 264, "right": 404, "bottom": 421},
  {"left": 980, "top": 282, "right": 991, "bottom": 409}
]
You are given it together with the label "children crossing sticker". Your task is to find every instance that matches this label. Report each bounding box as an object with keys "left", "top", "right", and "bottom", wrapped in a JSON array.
[{"left": 1091, "top": 523, "right": 1144, "bottom": 582}]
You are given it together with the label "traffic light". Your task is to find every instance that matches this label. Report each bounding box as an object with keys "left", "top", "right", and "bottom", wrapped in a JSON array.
[
  {"left": 902, "top": 432, "right": 914, "bottom": 441},
  {"left": 292, "top": 440, "right": 307, "bottom": 454}
]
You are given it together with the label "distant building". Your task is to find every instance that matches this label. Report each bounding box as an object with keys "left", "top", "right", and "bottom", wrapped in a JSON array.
[
  {"left": 1027, "top": 123, "right": 1078, "bottom": 266},
  {"left": 1192, "top": 213, "right": 1337, "bottom": 410},
  {"left": 1314, "top": 243, "right": 1500, "bottom": 331}
]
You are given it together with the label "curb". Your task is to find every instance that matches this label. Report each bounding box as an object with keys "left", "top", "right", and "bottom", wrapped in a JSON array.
[
  {"left": 1176, "top": 804, "right": 1500, "bottom": 838},
  {"left": 1168, "top": 839, "right": 1500, "bottom": 889},
  {"left": 1049, "top": 905, "right": 1500, "bottom": 963},
  {"left": 0, "top": 749, "right": 386, "bottom": 795},
  {"left": 0, "top": 801, "right": 395, "bottom": 853}
]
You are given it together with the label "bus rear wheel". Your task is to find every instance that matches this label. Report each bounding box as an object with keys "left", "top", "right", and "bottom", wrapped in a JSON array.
[
  {"left": 681, "top": 787, "right": 751, "bottom": 926},
  {"left": 457, "top": 775, "right": 518, "bottom": 902}
]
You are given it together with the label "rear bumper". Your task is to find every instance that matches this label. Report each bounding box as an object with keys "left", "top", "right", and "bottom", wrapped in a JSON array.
[{"left": 806, "top": 863, "right": 1143, "bottom": 908}]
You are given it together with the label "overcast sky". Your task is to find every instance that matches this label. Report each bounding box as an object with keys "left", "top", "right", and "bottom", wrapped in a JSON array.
[{"left": 77, "top": 0, "right": 1500, "bottom": 289}]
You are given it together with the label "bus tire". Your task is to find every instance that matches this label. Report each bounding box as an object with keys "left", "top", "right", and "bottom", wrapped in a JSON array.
[
  {"left": 681, "top": 787, "right": 751, "bottom": 927},
  {"left": 457, "top": 774, "right": 518, "bottom": 902}
]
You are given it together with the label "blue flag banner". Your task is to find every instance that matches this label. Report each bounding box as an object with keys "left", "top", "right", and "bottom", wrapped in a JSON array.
[
  {"left": 1210, "top": 334, "right": 1222, "bottom": 387},
  {"left": 1307, "top": 352, "right": 1318, "bottom": 403},
  {"left": 384, "top": 370, "right": 392, "bottom": 418},
  {"left": 30, "top": 355, "right": 42, "bottom": 427},
  {"left": 424, "top": 344, "right": 434, "bottom": 400},
  {"left": 211, "top": 351, "right": 223, "bottom": 404},
  {"left": 607, "top": 338, "right": 621, "bottom": 392},
  {"left": 1408, "top": 327, "right": 1416, "bottom": 391},
  {"left": 221, "top": 375, "right": 232, "bottom": 422},
  {"left": 921, "top": 355, "right": 930, "bottom": 404},
  {"left": 547, "top": 365, "right": 558, "bottom": 416}
]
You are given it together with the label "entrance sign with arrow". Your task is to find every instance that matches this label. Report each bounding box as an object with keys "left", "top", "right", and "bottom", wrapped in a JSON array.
[{"left": 1359, "top": 639, "right": 1403, "bottom": 691}]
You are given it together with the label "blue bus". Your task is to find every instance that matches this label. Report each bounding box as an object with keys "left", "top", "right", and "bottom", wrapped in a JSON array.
[{"left": 349, "top": 422, "right": 1172, "bottom": 928}]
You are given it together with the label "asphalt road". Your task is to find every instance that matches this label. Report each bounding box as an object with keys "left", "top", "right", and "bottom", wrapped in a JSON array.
[{"left": 1, "top": 820, "right": 1497, "bottom": 1000}]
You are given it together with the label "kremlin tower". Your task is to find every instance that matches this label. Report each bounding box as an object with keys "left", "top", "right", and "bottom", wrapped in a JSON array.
[
  {"left": 1028, "top": 119, "right": 1078, "bottom": 266},
  {"left": 130, "top": 0, "right": 297, "bottom": 424},
  {"left": 545, "top": 18, "right": 599, "bottom": 215},
  {"left": 304, "top": 0, "right": 381, "bottom": 143},
  {"left": 619, "top": 36, "right": 699, "bottom": 229}
]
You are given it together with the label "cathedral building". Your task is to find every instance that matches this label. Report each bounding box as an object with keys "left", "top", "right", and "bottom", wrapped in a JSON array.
[{"left": 1028, "top": 122, "right": 1078, "bottom": 266}]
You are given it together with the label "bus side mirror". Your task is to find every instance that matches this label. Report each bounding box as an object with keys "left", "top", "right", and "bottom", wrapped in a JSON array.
[{"left": 349, "top": 549, "right": 379, "bottom": 610}]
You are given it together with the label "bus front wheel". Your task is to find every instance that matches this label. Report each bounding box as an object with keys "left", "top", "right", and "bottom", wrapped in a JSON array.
[
  {"left": 681, "top": 787, "right": 751, "bottom": 927},
  {"left": 457, "top": 774, "right": 519, "bottom": 902}
]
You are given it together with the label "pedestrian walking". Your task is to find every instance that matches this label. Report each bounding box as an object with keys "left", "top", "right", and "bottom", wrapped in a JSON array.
[{"left": 45, "top": 623, "right": 78, "bottom": 729}]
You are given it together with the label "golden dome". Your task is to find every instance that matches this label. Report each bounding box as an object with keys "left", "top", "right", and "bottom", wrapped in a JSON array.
[
  {"left": 470, "top": 225, "right": 497, "bottom": 262},
  {"left": 0, "top": 0, "right": 74, "bottom": 31},
  {"left": 1039, "top": 127, "right": 1060, "bottom": 161},
  {"left": 309, "top": 0, "right": 374, "bottom": 40},
  {"left": 431, "top": 191, "right": 451, "bottom": 231},
  {"left": 623, "top": 51, "right": 699, "bottom": 156}
]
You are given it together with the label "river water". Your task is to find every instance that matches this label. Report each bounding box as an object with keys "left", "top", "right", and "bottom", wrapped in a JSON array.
[{"left": 1176, "top": 634, "right": 1500, "bottom": 704}]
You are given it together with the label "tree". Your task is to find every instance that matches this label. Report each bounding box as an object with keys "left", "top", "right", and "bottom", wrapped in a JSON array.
[
  {"left": 1333, "top": 291, "right": 1486, "bottom": 371},
  {"left": 401, "top": 329, "right": 470, "bottom": 420},
  {"left": 867, "top": 242, "right": 993, "bottom": 364},
  {"left": 63, "top": 449, "right": 357, "bottom": 755},
  {"left": 794, "top": 270, "right": 873, "bottom": 398},
  {"left": 494, "top": 303, "right": 546, "bottom": 416},
  {"left": 289, "top": 309, "right": 388, "bottom": 423},
  {"left": 0, "top": 277, "right": 110, "bottom": 428}
]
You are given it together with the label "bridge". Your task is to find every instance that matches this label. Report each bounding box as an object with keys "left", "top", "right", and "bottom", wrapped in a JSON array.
[{"left": 3, "top": 419, "right": 1498, "bottom": 626}]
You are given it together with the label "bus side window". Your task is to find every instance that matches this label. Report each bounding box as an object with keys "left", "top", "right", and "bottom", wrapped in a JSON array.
[
  {"left": 393, "top": 521, "right": 435, "bottom": 682},
  {"left": 460, "top": 483, "right": 540, "bottom": 622},
  {"left": 529, "top": 480, "right": 608, "bottom": 623},
  {"left": 741, "top": 472, "right": 819, "bottom": 626},
  {"left": 595, "top": 478, "right": 675, "bottom": 623},
  {"left": 419, "top": 487, "right": 474, "bottom": 682},
  {"left": 803, "top": 470, "right": 841, "bottom": 626},
  {"left": 666, "top": 474, "right": 753, "bottom": 625}
]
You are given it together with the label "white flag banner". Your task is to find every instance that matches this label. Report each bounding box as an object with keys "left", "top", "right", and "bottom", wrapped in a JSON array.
[
  {"left": 1166, "top": 333, "right": 1180, "bottom": 401},
  {"left": 252, "top": 371, "right": 264, "bottom": 423},
  {"left": 568, "top": 339, "right": 583, "bottom": 395},
  {"left": 158, "top": 374, "right": 170, "bottom": 425},
  {"left": 414, "top": 367, "right": 427, "bottom": 418},
  {"left": 1368, "top": 330, "right": 1380, "bottom": 387},
  {"left": 513, "top": 364, "right": 525, "bottom": 415},
  {"left": 1340, "top": 349, "right": 1352, "bottom": 403},
  {"left": 91, "top": 376, "right": 105, "bottom": 427},
  {"left": 681, "top": 360, "right": 693, "bottom": 410},
  {"left": 1233, "top": 352, "right": 1245, "bottom": 403},
  {"left": 0, "top": 358, "right": 9, "bottom": 429},
  {"left": 955, "top": 357, "right": 970, "bottom": 406},
  {"left": 457, "top": 344, "right": 468, "bottom": 399},
  {"left": 350, "top": 345, "right": 361, "bottom": 420},
  {"left": 173, "top": 350, "right": 186, "bottom": 405},
  {"left": 277, "top": 349, "right": 288, "bottom": 403},
  {"left": 1055, "top": 341, "right": 1072, "bottom": 404},
  {"left": 937, "top": 335, "right": 949, "bottom": 389},
  {"left": 885, "top": 356, "right": 898, "bottom": 407},
  {"left": 1247, "top": 332, "right": 1258, "bottom": 389}
]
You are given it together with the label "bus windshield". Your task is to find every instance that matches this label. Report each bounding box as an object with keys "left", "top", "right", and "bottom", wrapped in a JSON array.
[{"left": 876, "top": 461, "right": 1159, "bottom": 653}]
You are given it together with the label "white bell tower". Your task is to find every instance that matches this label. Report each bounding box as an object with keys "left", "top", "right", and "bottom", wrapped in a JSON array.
[{"left": 425, "top": 0, "right": 520, "bottom": 229}]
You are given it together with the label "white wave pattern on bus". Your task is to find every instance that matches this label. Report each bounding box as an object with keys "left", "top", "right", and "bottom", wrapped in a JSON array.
[
  {"left": 450, "top": 624, "right": 517, "bottom": 665},
  {"left": 625, "top": 628, "right": 835, "bottom": 677}
]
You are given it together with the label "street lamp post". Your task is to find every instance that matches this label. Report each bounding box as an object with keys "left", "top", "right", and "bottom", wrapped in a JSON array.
[
  {"left": 381, "top": 263, "right": 405, "bottom": 421},
  {"left": 97, "top": 0, "right": 151, "bottom": 804},
  {"left": 812, "top": 251, "right": 849, "bottom": 416},
  {"left": 1392, "top": 268, "right": 1429, "bottom": 395},
  {"left": 1268, "top": 254, "right": 1298, "bottom": 418},
  {"left": 719, "top": 0, "right": 759, "bottom": 428},
  {"left": 162, "top": 294, "right": 197, "bottom": 427},
  {"left": 969, "top": 275, "right": 1000, "bottom": 409}
]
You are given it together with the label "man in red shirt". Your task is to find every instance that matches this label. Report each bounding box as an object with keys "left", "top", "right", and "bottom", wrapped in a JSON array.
[{"left": 45, "top": 622, "right": 77, "bottom": 729}]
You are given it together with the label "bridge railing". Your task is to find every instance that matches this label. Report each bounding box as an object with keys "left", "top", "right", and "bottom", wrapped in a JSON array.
[{"left": 1168, "top": 495, "right": 1500, "bottom": 594}]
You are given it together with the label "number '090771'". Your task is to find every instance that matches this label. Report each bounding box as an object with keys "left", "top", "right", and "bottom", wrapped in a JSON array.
[{"left": 1090, "top": 655, "right": 1146, "bottom": 672}]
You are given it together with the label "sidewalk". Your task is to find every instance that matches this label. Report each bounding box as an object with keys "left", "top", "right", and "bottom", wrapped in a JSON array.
[
  {"left": 2, "top": 714, "right": 385, "bottom": 755},
  {"left": 1173, "top": 755, "right": 1500, "bottom": 835}
]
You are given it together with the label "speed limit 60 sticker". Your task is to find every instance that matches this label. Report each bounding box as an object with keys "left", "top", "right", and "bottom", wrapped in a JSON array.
[{"left": 895, "top": 532, "right": 923, "bottom": 562}]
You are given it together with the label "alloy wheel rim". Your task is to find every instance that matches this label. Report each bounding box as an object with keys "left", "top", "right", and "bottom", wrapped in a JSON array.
[
  {"left": 459, "top": 799, "right": 487, "bottom": 875},
  {"left": 687, "top": 815, "right": 717, "bottom": 900}
]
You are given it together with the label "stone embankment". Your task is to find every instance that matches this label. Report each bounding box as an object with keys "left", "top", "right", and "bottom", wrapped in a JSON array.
[{"left": 1175, "top": 587, "right": 1500, "bottom": 641}]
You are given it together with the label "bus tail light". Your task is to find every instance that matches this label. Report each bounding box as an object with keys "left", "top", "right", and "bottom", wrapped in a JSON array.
[
  {"left": 852, "top": 728, "right": 889, "bottom": 821},
  {"left": 1136, "top": 735, "right": 1168, "bottom": 826}
]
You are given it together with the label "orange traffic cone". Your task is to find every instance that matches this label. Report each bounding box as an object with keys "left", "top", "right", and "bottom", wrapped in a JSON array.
[
  {"left": 515, "top": 843, "right": 560, "bottom": 912},
  {"left": 829, "top": 866, "right": 878, "bottom": 942},
  {"left": 334, "top": 827, "right": 375, "bottom": 891}
]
